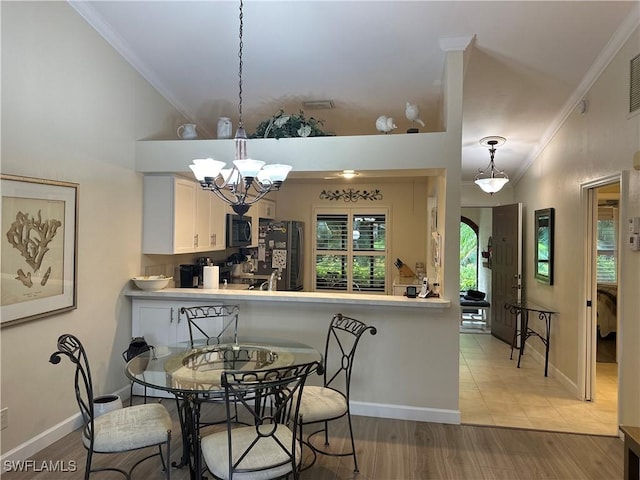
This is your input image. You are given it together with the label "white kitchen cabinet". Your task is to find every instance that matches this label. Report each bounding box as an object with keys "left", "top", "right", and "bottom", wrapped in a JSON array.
[
  {"left": 207, "top": 196, "right": 227, "bottom": 251},
  {"left": 143, "top": 175, "right": 227, "bottom": 254},
  {"left": 131, "top": 299, "right": 189, "bottom": 346},
  {"left": 132, "top": 298, "right": 234, "bottom": 346},
  {"left": 143, "top": 175, "right": 197, "bottom": 254},
  {"left": 195, "top": 187, "right": 211, "bottom": 251},
  {"left": 130, "top": 298, "right": 233, "bottom": 398},
  {"left": 130, "top": 299, "right": 190, "bottom": 398},
  {"left": 196, "top": 189, "right": 227, "bottom": 252}
]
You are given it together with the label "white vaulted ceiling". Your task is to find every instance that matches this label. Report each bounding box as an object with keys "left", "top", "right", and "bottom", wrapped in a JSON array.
[{"left": 70, "top": 0, "right": 639, "bottom": 183}]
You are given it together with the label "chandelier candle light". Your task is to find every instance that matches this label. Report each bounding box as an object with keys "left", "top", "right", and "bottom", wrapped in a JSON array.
[
  {"left": 475, "top": 136, "right": 508, "bottom": 194},
  {"left": 189, "top": 0, "right": 292, "bottom": 216}
]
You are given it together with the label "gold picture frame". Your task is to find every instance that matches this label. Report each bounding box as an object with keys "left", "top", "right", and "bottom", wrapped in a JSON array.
[{"left": 1, "top": 174, "right": 78, "bottom": 327}]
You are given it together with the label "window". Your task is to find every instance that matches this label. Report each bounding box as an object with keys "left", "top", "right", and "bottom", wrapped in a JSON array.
[
  {"left": 460, "top": 217, "right": 479, "bottom": 291},
  {"left": 314, "top": 209, "right": 388, "bottom": 293},
  {"left": 597, "top": 206, "right": 618, "bottom": 283}
]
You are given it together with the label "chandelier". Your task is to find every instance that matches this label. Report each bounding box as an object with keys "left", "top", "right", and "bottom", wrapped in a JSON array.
[
  {"left": 474, "top": 136, "right": 508, "bottom": 194},
  {"left": 189, "top": 0, "right": 292, "bottom": 216}
]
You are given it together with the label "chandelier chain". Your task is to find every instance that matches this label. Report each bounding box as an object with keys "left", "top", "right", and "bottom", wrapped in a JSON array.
[{"left": 237, "top": 0, "right": 244, "bottom": 127}]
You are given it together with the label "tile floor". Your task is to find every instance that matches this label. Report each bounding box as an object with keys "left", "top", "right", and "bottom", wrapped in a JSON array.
[{"left": 459, "top": 332, "right": 618, "bottom": 436}]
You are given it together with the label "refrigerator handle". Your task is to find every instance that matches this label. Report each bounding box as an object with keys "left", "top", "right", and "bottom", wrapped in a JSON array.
[{"left": 297, "top": 224, "right": 304, "bottom": 284}]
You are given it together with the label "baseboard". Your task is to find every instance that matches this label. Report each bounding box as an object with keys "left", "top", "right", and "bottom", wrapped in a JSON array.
[
  {"left": 519, "top": 345, "right": 578, "bottom": 396},
  {"left": 351, "top": 400, "right": 460, "bottom": 425},
  {"left": 0, "top": 385, "right": 130, "bottom": 470},
  {"left": 1, "top": 386, "right": 459, "bottom": 467}
]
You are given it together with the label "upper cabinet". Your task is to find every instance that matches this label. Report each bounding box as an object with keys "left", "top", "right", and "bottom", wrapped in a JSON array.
[
  {"left": 143, "top": 175, "right": 226, "bottom": 254},
  {"left": 208, "top": 197, "right": 226, "bottom": 251}
]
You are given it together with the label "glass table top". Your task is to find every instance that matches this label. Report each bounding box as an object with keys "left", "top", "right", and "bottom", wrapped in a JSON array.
[{"left": 125, "top": 337, "right": 322, "bottom": 395}]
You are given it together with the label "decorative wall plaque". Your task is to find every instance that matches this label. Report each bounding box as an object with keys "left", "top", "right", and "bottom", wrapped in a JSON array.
[{"left": 319, "top": 188, "right": 383, "bottom": 202}]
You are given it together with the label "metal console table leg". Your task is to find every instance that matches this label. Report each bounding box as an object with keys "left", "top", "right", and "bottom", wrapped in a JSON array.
[{"left": 507, "top": 302, "right": 556, "bottom": 377}]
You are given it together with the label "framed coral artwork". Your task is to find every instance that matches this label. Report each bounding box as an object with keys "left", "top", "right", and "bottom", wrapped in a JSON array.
[{"left": 1, "top": 174, "right": 78, "bottom": 327}]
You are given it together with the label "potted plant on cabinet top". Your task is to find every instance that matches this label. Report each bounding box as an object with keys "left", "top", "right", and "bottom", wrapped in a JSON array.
[{"left": 251, "top": 110, "right": 330, "bottom": 139}]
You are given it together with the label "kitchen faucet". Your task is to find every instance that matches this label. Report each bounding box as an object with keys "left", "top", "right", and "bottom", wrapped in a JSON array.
[{"left": 260, "top": 269, "right": 282, "bottom": 291}]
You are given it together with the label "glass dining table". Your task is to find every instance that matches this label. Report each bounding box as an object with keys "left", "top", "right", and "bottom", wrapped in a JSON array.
[{"left": 125, "top": 337, "right": 322, "bottom": 480}]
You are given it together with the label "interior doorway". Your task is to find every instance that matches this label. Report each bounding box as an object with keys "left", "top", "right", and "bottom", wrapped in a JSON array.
[
  {"left": 459, "top": 201, "right": 617, "bottom": 435},
  {"left": 584, "top": 180, "right": 620, "bottom": 407}
]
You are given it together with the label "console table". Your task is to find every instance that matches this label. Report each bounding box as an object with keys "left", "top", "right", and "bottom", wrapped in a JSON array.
[{"left": 506, "top": 301, "right": 556, "bottom": 376}]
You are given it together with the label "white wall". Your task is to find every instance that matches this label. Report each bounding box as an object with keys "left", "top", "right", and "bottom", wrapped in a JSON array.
[
  {"left": 514, "top": 26, "right": 640, "bottom": 425},
  {"left": 1, "top": 2, "right": 186, "bottom": 454}
]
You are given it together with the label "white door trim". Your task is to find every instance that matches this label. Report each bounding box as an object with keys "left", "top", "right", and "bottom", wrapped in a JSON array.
[{"left": 579, "top": 173, "right": 621, "bottom": 402}]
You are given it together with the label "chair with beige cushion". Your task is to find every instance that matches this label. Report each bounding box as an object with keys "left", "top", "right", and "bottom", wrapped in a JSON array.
[
  {"left": 50, "top": 333, "right": 172, "bottom": 480},
  {"left": 200, "top": 361, "right": 319, "bottom": 480},
  {"left": 298, "top": 313, "right": 377, "bottom": 473}
]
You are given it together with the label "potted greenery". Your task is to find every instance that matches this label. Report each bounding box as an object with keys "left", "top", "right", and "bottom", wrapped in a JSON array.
[{"left": 251, "top": 110, "right": 330, "bottom": 139}]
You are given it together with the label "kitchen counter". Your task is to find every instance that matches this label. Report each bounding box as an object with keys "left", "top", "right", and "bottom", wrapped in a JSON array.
[
  {"left": 127, "top": 285, "right": 456, "bottom": 425},
  {"left": 125, "top": 287, "right": 451, "bottom": 309}
]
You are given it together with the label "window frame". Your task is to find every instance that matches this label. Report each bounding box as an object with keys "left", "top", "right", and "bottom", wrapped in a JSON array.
[
  {"left": 313, "top": 206, "right": 390, "bottom": 294},
  {"left": 460, "top": 216, "right": 479, "bottom": 292}
]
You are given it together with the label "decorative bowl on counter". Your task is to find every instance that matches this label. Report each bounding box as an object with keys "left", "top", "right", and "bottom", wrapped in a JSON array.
[{"left": 132, "top": 275, "right": 172, "bottom": 290}]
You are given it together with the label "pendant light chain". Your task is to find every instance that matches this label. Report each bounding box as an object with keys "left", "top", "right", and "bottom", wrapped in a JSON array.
[{"left": 237, "top": 0, "right": 244, "bottom": 128}]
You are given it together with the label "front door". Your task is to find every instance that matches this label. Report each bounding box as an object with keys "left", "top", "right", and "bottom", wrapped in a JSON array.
[{"left": 491, "top": 203, "right": 523, "bottom": 343}]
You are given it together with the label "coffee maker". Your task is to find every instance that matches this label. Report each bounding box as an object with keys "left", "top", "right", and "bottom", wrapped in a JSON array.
[
  {"left": 180, "top": 257, "right": 217, "bottom": 288},
  {"left": 179, "top": 264, "right": 201, "bottom": 288}
]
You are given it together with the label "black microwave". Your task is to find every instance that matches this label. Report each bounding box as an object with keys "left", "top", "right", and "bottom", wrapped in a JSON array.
[{"left": 226, "top": 214, "right": 252, "bottom": 247}]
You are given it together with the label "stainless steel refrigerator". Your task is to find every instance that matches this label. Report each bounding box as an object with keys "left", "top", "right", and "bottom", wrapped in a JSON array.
[{"left": 256, "top": 220, "right": 304, "bottom": 291}]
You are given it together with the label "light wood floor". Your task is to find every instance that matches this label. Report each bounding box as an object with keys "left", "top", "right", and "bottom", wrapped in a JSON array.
[
  {"left": 2, "top": 397, "right": 623, "bottom": 480},
  {"left": 460, "top": 332, "right": 618, "bottom": 436}
]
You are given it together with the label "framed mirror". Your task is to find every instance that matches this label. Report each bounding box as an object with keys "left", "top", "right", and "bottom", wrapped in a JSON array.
[{"left": 534, "top": 208, "right": 554, "bottom": 285}]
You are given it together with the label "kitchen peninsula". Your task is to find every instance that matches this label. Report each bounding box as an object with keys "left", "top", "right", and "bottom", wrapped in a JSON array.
[
  {"left": 124, "top": 287, "right": 458, "bottom": 425},
  {"left": 125, "top": 286, "right": 451, "bottom": 308}
]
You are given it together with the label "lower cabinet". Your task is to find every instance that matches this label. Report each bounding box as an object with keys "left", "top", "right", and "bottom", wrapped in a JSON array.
[{"left": 130, "top": 298, "right": 232, "bottom": 398}]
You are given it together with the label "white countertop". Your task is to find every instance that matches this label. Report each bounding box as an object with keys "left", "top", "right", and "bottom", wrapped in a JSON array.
[
  {"left": 125, "top": 287, "right": 451, "bottom": 309},
  {"left": 393, "top": 276, "right": 424, "bottom": 287}
]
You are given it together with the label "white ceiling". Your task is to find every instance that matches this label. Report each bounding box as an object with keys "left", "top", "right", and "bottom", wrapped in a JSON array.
[{"left": 70, "top": 1, "right": 640, "bottom": 184}]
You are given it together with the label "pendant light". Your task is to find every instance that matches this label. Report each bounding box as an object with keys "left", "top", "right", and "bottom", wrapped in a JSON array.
[
  {"left": 475, "top": 136, "right": 508, "bottom": 194},
  {"left": 189, "top": 0, "right": 292, "bottom": 216}
]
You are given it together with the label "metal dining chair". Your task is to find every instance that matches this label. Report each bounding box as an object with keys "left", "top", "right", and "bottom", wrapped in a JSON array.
[
  {"left": 180, "top": 304, "right": 239, "bottom": 347},
  {"left": 297, "top": 313, "right": 377, "bottom": 473},
  {"left": 179, "top": 305, "right": 242, "bottom": 432},
  {"left": 50, "top": 333, "right": 172, "bottom": 480},
  {"left": 200, "top": 361, "right": 319, "bottom": 480},
  {"left": 122, "top": 336, "right": 154, "bottom": 406}
]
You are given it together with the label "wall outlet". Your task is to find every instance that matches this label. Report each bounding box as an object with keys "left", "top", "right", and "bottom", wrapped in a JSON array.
[{"left": 1, "top": 408, "right": 7, "bottom": 430}]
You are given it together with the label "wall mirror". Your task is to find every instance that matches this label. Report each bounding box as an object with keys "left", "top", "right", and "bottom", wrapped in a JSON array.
[{"left": 534, "top": 208, "right": 554, "bottom": 285}]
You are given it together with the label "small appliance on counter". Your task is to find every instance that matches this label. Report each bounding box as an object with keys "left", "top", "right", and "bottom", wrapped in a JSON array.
[
  {"left": 181, "top": 259, "right": 232, "bottom": 288},
  {"left": 179, "top": 264, "right": 200, "bottom": 288}
]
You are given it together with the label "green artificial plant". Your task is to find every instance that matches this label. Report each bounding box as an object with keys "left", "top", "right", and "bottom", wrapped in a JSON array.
[{"left": 251, "top": 110, "right": 329, "bottom": 139}]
